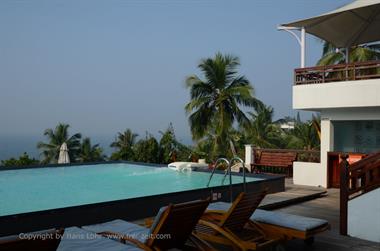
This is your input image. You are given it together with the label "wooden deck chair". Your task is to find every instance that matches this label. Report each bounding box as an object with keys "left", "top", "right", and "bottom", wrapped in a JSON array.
[
  {"left": 87, "top": 198, "right": 213, "bottom": 251},
  {"left": 207, "top": 202, "right": 330, "bottom": 246},
  {"left": 194, "top": 191, "right": 279, "bottom": 251}
]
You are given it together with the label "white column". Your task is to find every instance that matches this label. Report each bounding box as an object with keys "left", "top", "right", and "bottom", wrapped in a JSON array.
[
  {"left": 244, "top": 144, "right": 254, "bottom": 171},
  {"left": 301, "top": 27, "right": 306, "bottom": 68},
  {"left": 320, "top": 117, "right": 334, "bottom": 188}
]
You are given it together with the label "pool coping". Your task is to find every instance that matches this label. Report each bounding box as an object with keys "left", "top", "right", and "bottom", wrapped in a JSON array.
[
  {"left": 0, "top": 160, "right": 167, "bottom": 171},
  {"left": 0, "top": 161, "right": 285, "bottom": 237}
]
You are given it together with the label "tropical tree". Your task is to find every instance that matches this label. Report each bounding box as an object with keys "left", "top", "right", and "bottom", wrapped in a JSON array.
[
  {"left": 110, "top": 129, "right": 138, "bottom": 161},
  {"left": 242, "top": 103, "right": 283, "bottom": 148},
  {"left": 77, "top": 138, "right": 105, "bottom": 163},
  {"left": 185, "top": 53, "right": 259, "bottom": 157},
  {"left": 37, "top": 123, "right": 81, "bottom": 164},
  {"left": 286, "top": 121, "right": 320, "bottom": 150},
  {"left": 158, "top": 123, "right": 178, "bottom": 163},
  {"left": 317, "top": 41, "right": 380, "bottom": 65},
  {"left": 1, "top": 152, "right": 39, "bottom": 167},
  {"left": 134, "top": 133, "right": 160, "bottom": 163}
]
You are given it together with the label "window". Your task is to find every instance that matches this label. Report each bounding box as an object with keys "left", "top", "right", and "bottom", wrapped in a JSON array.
[{"left": 334, "top": 121, "right": 380, "bottom": 153}]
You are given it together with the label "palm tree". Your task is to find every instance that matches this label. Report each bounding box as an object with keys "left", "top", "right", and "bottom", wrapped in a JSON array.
[
  {"left": 110, "top": 129, "right": 138, "bottom": 161},
  {"left": 312, "top": 113, "right": 321, "bottom": 141},
  {"left": 185, "top": 53, "right": 259, "bottom": 157},
  {"left": 77, "top": 138, "right": 105, "bottom": 163},
  {"left": 242, "top": 104, "right": 282, "bottom": 148},
  {"left": 286, "top": 121, "right": 320, "bottom": 150},
  {"left": 317, "top": 41, "right": 380, "bottom": 65},
  {"left": 37, "top": 123, "right": 81, "bottom": 164}
]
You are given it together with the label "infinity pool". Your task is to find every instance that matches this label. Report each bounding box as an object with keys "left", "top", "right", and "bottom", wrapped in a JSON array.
[{"left": 0, "top": 163, "right": 261, "bottom": 216}]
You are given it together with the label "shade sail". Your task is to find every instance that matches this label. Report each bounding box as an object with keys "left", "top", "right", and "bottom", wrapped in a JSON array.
[{"left": 282, "top": 0, "right": 380, "bottom": 47}]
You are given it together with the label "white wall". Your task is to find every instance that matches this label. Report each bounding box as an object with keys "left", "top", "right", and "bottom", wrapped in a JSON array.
[
  {"left": 298, "top": 109, "right": 380, "bottom": 188},
  {"left": 293, "top": 162, "right": 325, "bottom": 187},
  {"left": 317, "top": 119, "right": 334, "bottom": 188},
  {"left": 348, "top": 188, "right": 380, "bottom": 242},
  {"left": 293, "top": 79, "right": 380, "bottom": 110}
]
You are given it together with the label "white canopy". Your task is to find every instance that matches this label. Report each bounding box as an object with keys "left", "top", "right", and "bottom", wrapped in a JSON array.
[
  {"left": 58, "top": 142, "right": 70, "bottom": 164},
  {"left": 282, "top": 0, "right": 380, "bottom": 48}
]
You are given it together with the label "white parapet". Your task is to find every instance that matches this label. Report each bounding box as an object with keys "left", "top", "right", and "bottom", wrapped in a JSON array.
[
  {"left": 293, "top": 161, "right": 325, "bottom": 187},
  {"left": 348, "top": 188, "right": 380, "bottom": 242},
  {"left": 293, "top": 79, "right": 380, "bottom": 110},
  {"left": 244, "top": 144, "right": 254, "bottom": 172}
]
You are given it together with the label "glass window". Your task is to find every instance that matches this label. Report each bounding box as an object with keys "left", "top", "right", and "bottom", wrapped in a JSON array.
[{"left": 333, "top": 120, "right": 380, "bottom": 153}]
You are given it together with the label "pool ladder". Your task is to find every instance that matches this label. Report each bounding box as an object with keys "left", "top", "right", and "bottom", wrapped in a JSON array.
[{"left": 206, "top": 157, "right": 246, "bottom": 202}]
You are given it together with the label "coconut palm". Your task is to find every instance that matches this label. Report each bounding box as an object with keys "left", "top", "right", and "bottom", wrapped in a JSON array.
[
  {"left": 317, "top": 41, "right": 380, "bottom": 66},
  {"left": 77, "top": 138, "right": 105, "bottom": 163},
  {"left": 37, "top": 123, "right": 81, "bottom": 164},
  {"left": 286, "top": 121, "right": 320, "bottom": 150},
  {"left": 185, "top": 53, "right": 259, "bottom": 157},
  {"left": 242, "top": 104, "right": 282, "bottom": 148},
  {"left": 312, "top": 113, "right": 321, "bottom": 140},
  {"left": 110, "top": 129, "right": 138, "bottom": 161}
]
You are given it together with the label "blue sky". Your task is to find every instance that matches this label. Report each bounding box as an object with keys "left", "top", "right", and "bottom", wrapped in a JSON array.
[{"left": 0, "top": 0, "right": 351, "bottom": 147}]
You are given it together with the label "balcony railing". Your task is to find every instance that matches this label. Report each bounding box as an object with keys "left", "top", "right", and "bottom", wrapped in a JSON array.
[{"left": 294, "top": 60, "right": 380, "bottom": 85}]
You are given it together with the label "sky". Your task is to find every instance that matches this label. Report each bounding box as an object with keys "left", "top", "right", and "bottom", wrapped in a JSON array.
[{"left": 0, "top": 0, "right": 351, "bottom": 158}]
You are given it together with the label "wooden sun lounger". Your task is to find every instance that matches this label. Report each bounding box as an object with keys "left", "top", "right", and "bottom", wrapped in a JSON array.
[
  {"left": 83, "top": 198, "right": 214, "bottom": 251},
  {"left": 194, "top": 191, "right": 279, "bottom": 251},
  {"left": 207, "top": 201, "right": 330, "bottom": 245}
]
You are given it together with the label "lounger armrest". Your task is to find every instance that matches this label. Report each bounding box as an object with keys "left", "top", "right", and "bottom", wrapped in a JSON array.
[
  {"left": 98, "top": 231, "right": 153, "bottom": 251},
  {"left": 201, "top": 210, "right": 225, "bottom": 222},
  {"left": 205, "top": 210, "right": 225, "bottom": 215},
  {"left": 144, "top": 217, "right": 154, "bottom": 228}
]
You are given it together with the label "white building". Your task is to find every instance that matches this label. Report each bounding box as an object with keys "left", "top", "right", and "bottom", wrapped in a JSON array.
[
  {"left": 274, "top": 1, "right": 380, "bottom": 242},
  {"left": 279, "top": 0, "right": 380, "bottom": 188}
]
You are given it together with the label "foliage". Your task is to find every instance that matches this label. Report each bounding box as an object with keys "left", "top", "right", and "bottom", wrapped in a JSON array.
[
  {"left": 158, "top": 123, "right": 178, "bottom": 163},
  {"left": 285, "top": 120, "right": 320, "bottom": 150},
  {"left": 37, "top": 123, "right": 81, "bottom": 164},
  {"left": 185, "top": 52, "right": 259, "bottom": 157},
  {"left": 77, "top": 138, "right": 105, "bottom": 163},
  {"left": 133, "top": 133, "right": 160, "bottom": 163},
  {"left": 1, "top": 152, "right": 39, "bottom": 167},
  {"left": 242, "top": 103, "right": 284, "bottom": 148},
  {"left": 158, "top": 123, "right": 192, "bottom": 163},
  {"left": 317, "top": 42, "right": 380, "bottom": 66},
  {"left": 110, "top": 129, "right": 138, "bottom": 161}
]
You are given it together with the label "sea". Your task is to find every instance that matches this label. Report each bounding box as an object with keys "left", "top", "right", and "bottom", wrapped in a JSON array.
[
  {"left": 0, "top": 135, "right": 114, "bottom": 161},
  {"left": 0, "top": 134, "right": 193, "bottom": 162}
]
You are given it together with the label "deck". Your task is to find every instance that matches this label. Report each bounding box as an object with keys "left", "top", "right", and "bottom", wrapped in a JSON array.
[{"left": 271, "top": 180, "right": 380, "bottom": 251}]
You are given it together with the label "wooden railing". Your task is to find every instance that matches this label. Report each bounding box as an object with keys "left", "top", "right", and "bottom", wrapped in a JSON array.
[
  {"left": 295, "top": 60, "right": 380, "bottom": 85},
  {"left": 340, "top": 152, "right": 380, "bottom": 235}
]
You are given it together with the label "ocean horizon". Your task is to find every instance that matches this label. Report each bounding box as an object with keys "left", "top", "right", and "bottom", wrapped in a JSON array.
[{"left": 0, "top": 134, "right": 193, "bottom": 162}]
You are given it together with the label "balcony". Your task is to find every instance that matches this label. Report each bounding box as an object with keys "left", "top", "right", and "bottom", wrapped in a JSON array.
[
  {"left": 294, "top": 60, "right": 380, "bottom": 85},
  {"left": 292, "top": 61, "right": 380, "bottom": 111}
]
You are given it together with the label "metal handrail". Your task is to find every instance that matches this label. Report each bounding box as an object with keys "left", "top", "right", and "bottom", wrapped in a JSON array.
[
  {"left": 229, "top": 157, "right": 246, "bottom": 192},
  {"left": 206, "top": 158, "right": 230, "bottom": 188}
]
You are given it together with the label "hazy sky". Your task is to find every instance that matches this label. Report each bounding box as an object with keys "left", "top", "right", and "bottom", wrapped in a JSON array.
[{"left": 0, "top": 0, "right": 351, "bottom": 144}]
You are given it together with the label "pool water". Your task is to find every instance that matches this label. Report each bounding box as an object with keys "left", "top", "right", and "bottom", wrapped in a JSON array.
[{"left": 0, "top": 163, "right": 261, "bottom": 216}]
